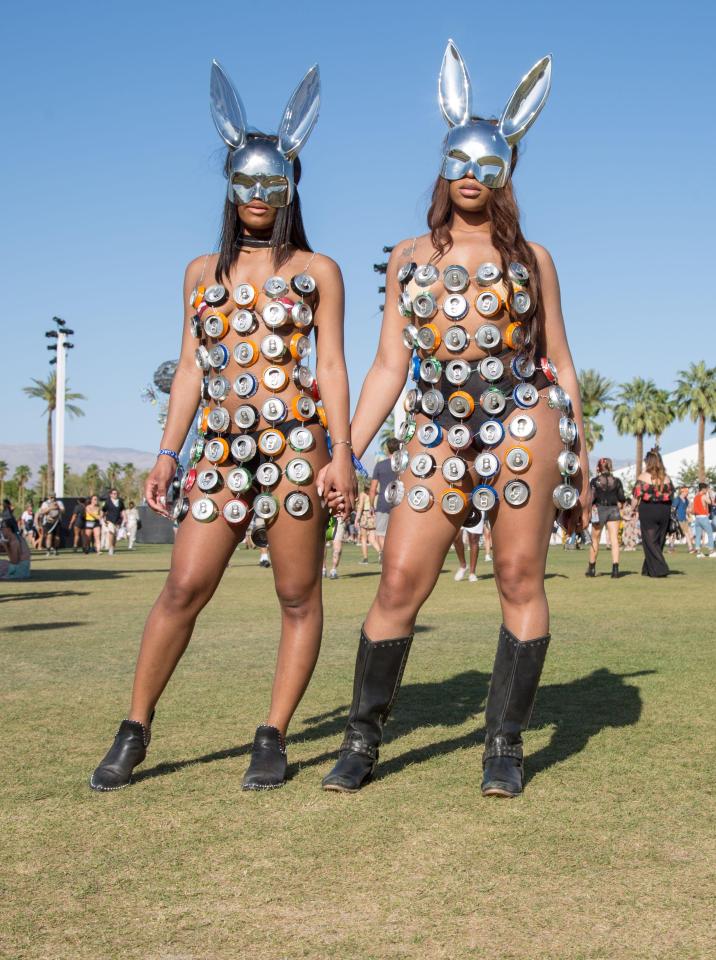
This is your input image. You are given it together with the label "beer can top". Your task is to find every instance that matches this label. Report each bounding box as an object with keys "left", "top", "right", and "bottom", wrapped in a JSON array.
[{"left": 504, "top": 479, "right": 530, "bottom": 506}]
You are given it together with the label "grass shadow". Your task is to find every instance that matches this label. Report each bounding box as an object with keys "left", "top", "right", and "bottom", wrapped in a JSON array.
[
  {"left": 0, "top": 590, "right": 90, "bottom": 603},
  {"left": 299, "top": 666, "right": 652, "bottom": 784},
  {"left": 337, "top": 571, "right": 381, "bottom": 580},
  {"left": 129, "top": 667, "right": 652, "bottom": 787},
  {"left": 25, "top": 568, "right": 169, "bottom": 583},
  {"left": 1, "top": 621, "right": 88, "bottom": 633},
  {"left": 133, "top": 741, "right": 253, "bottom": 783}
]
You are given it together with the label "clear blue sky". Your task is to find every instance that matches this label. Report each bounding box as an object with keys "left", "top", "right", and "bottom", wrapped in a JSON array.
[{"left": 1, "top": 0, "right": 714, "bottom": 466}]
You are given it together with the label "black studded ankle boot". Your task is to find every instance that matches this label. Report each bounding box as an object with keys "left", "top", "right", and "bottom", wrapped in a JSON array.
[
  {"left": 90, "top": 713, "right": 154, "bottom": 791},
  {"left": 322, "top": 629, "right": 413, "bottom": 793},
  {"left": 611, "top": 563, "right": 620, "bottom": 578},
  {"left": 585, "top": 561, "right": 596, "bottom": 577},
  {"left": 481, "top": 626, "right": 550, "bottom": 798},
  {"left": 242, "top": 725, "right": 288, "bottom": 791}
]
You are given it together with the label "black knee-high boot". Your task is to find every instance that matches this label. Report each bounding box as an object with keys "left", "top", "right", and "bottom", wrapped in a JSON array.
[
  {"left": 322, "top": 629, "right": 413, "bottom": 793},
  {"left": 481, "top": 625, "right": 550, "bottom": 798},
  {"left": 89, "top": 712, "right": 154, "bottom": 791}
]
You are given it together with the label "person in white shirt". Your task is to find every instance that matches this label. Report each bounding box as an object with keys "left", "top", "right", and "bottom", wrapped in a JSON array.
[{"left": 125, "top": 501, "right": 140, "bottom": 550}]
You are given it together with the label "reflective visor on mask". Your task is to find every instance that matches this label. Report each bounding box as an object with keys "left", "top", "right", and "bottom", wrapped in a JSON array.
[
  {"left": 440, "top": 121, "right": 512, "bottom": 188},
  {"left": 229, "top": 139, "right": 293, "bottom": 208}
]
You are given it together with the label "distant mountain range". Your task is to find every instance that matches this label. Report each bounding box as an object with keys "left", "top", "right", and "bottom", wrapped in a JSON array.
[{"left": 0, "top": 443, "right": 156, "bottom": 476}]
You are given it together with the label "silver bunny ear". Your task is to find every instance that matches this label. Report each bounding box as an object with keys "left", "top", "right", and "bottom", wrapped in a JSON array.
[
  {"left": 210, "top": 59, "right": 247, "bottom": 149},
  {"left": 439, "top": 40, "right": 472, "bottom": 128},
  {"left": 278, "top": 65, "right": 320, "bottom": 160},
  {"left": 499, "top": 55, "right": 552, "bottom": 146}
]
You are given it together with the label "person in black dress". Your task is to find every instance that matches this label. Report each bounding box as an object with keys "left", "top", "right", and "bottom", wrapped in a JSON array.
[
  {"left": 632, "top": 449, "right": 674, "bottom": 578},
  {"left": 586, "top": 457, "right": 626, "bottom": 578}
]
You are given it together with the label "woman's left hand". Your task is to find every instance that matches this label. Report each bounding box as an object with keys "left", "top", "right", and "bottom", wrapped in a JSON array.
[{"left": 318, "top": 458, "right": 356, "bottom": 519}]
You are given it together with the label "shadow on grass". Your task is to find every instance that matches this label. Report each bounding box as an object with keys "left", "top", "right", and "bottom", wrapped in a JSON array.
[
  {"left": 132, "top": 667, "right": 652, "bottom": 786},
  {"left": 337, "top": 571, "right": 381, "bottom": 580},
  {"left": 0, "top": 590, "right": 90, "bottom": 603},
  {"left": 25, "top": 568, "right": 169, "bottom": 583},
  {"left": 298, "top": 666, "right": 653, "bottom": 783},
  {"left": 133, "top": 741, "right": 254, "bottom": 783},
  {"left": 1, "top": 621, "right": 88, "bottom": 633}
]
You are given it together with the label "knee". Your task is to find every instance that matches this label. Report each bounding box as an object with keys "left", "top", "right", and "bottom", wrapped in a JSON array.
[
  {"left": 375, "top": 561, "right": 415, "bottom": 613},
  {"left": 494, "top": 557, "right": 543, "bottom": 607},
  {"left": 275, "top": 580, "right": 319, "bottom": 621},
  {"left": 161, "top": 571, "right": 211, "bottom": 615}
]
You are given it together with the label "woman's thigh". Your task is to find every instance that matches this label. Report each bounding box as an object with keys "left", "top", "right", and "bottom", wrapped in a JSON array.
[
  {"left": 265, "top": 428, "right": 329, "bottom": 600},
  {"left": 488, "top": 397, "right": 563, "bottom": 577},
  {"left": 606, "top": 519, "right": 620, "bottom": 544},
  {"left": 380, "top": 428, "right": 474, "bottom": 603}
]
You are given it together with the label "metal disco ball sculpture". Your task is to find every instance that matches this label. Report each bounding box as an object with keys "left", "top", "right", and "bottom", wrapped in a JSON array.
[{"left": 153, "top": 360, "right": 178, "bottom": 394}]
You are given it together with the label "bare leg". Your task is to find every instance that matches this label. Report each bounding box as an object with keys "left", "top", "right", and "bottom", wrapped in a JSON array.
[
  {"left": 589, "top": 523, "right": 602, "bottom": 564},
  {"left": 331, "top": 536, "right": 343, "bottom": 573},
  {"left": 606, "top": 519, "right": 620, "bottom": 564},
  {"left": 468, "top": 533, "right": 480, "bottom": 575},
  {"left": 483, "top": 522, "right": 493, "bottom": 558},
  {"left": 490, "top": 400, "right": 563, "bottom": 640},
  {"left": 360, "top": 528, "right": 368, "bottom": 560},
  {"left": 263, "top": 430, "right": 329, "bottom": 734},
  {"left": 454, "top": 531, "right": 467, "bottom": 569},
  {"left": 128, "top": 511, "right": 247, "bottom": 726}
]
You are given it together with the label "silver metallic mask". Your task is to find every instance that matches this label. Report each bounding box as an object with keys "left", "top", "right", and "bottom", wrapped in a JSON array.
[
  {"left": 438, "top": 41, "right": 551, "bottom": 189},
  {"left": 210, "top": 59, "right": 320, "bottom": 208}
]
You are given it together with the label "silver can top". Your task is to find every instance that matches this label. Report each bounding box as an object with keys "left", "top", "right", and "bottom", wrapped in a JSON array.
[{"left": 504, "top": 479, "right": 531, "bottom": 506}]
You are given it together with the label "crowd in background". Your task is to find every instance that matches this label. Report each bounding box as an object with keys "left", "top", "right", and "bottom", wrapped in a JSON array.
[
  {"left": 3, "top": 450, "right": 715, "bottom": 583},
  {"left": 1, "top": 489, "right": 141, "bottom": 577}
]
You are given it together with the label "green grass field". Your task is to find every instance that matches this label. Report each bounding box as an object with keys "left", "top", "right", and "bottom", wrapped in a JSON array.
[{"left": 1, "top": 541, "right": 714, "bottom": 960}]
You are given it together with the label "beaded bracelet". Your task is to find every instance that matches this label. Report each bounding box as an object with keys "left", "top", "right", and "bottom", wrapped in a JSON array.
[{"left": 158, "top": 448, "right": 180, "bottom": 463}]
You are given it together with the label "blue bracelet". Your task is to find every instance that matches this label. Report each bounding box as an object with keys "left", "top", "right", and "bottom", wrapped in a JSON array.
[
  {"left": 351, "top": 453, "right": 370, "bottom": 480},
  {"left": 158, "top": 448, "right": 179, "bottom": 464}
]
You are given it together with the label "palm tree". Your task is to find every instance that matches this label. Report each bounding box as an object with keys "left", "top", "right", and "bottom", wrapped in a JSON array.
[
  {"left": 37, "top": 464, "right": 48, "bottom": 501},
  {"left": 652, "top": 388, "right": 675, "bottom": 448},
  {"left": 0, "top": 460, "right": 7, "bottom": 504},
  {"left": 23, "top": 372, "right": 86, "bottom": 492},
  {"left": 378, "top": 412, "right": 396, "bottom": 453},
  {"left": 106, "top": 462, "right": 122, "bottom": 490},
  {"left": 12, "top": 465, "right": 31, "bottom": 505},
  {"left": 578, "top": 369, "right": 614, "bottom": 453},
  {"left": 672, "top": 361, "right": 716, "bottom": 482},
  {"left": 84, "top": 463, "right": 101, "bottom": 496},
  {"left": 612, "top": 377, "right": 663, "bottom": 472},
  {"left": 122, "top": 462, "right": 137, "bottom": 500}
]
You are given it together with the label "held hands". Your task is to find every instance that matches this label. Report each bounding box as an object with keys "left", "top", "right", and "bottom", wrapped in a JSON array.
[
  {"left": 316, "top": 454, "right": 357, "bottom": 520},
  {"left": 145, "top": 457, "right": 177, "bottom": 518}
]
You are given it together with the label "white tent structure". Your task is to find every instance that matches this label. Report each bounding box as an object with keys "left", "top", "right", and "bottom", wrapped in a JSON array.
[{"left": 613, "top": 437, "right": 716, "bottom": 487}]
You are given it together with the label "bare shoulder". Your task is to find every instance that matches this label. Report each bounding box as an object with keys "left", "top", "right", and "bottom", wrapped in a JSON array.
[
  {"left": 528, "top": 241, "right": 556, "bottom": 272},
  {"left": 392, "top": 232, "right": 430, "bottom": 264},
  {"left": 308, "top": 251, "right": 343, "bottom": 283},
  {"left": 184, "top": 253, "right": 217, "bottom": 284}
]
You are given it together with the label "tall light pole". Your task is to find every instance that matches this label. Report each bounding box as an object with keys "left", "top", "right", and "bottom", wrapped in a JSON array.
[{"left": 45, "top": 316, "right": 75, "bottom": 497}]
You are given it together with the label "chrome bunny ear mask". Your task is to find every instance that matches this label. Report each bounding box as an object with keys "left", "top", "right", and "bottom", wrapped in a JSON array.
[
  {"left": 438, "top": 41, "right": 551, "bottom": 189},
  {"left": 210, "top": 59, "right": 320, "bottom": 208}
]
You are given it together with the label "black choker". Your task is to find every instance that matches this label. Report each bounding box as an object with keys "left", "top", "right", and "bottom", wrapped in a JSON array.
[{"left": 237, "top": 236, "right": 275, "bottom": 248}]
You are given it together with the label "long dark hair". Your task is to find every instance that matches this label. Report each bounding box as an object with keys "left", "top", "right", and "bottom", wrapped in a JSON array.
[
  {"left": 426, "top": 134, "right": 544, "bottom": 356},
  {"left": 215, "top": 134, "right": 312, "bottom": 284}
]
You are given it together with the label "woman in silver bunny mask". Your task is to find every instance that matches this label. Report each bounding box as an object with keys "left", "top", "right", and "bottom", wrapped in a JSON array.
[
  {"left": 320, "top": 42, "right": 589, "bottom": 798},
  {"left": 91, "top": 60, "right": 354, "bottom": 793}
]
